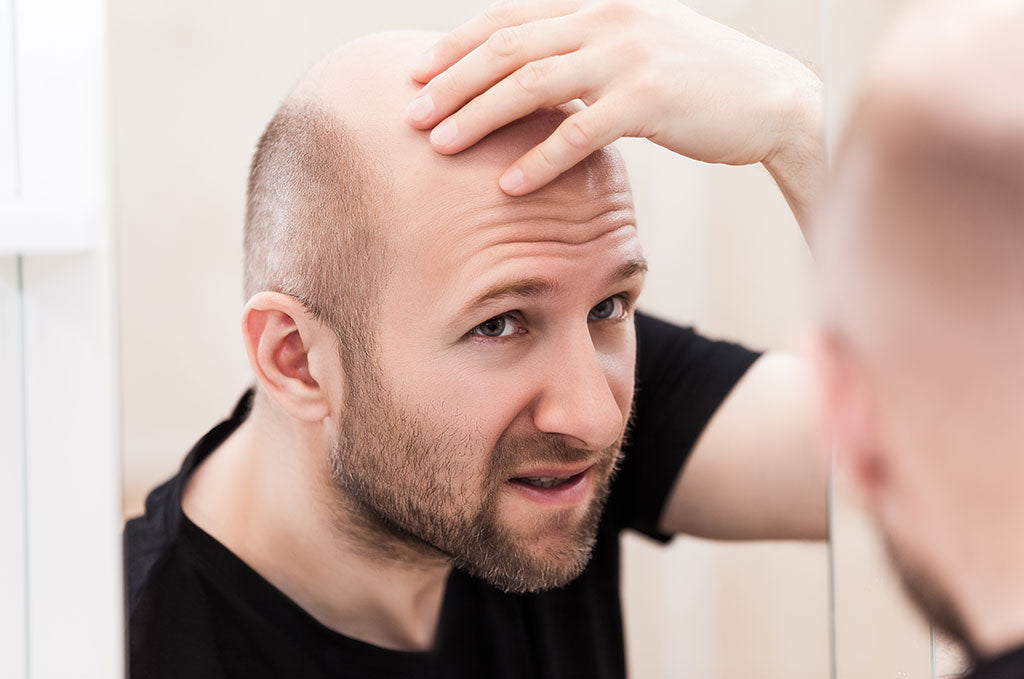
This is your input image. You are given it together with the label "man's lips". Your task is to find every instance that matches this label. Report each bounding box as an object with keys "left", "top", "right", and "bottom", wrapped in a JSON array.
[
  {"left": 505, "top": 462, "right": 596, "bottom": 507},
  {"left": 509, "top": 461, "right": 594, "bottom": 481}
]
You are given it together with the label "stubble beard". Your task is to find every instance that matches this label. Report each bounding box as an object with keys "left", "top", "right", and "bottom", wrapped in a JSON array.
[
  {"left": 882, "top": 531, "right": 975, "bottom": 658},
  {"left": 327, "top": 363, "right": 624, "bottom": 593}
]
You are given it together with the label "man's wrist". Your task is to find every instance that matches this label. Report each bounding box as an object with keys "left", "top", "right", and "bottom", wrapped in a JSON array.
[{"left": 763, "top": 70, "right": 826, "bottom": 237}]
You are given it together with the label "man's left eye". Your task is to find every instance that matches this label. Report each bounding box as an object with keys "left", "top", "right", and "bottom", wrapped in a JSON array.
[
  {"left": 589, "top": 296, "right": 626, "bottom": 321},
  {"left": 469, "top": 314, "right": 520, "bottom": 339}
]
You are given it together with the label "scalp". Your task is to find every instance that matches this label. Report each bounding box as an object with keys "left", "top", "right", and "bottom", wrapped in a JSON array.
[
  {"left": 818, "top": 0, "right": 1024, "bottom": 356},
  {"left": 244, "top": 31, "right": 633, "bottom": 358}
]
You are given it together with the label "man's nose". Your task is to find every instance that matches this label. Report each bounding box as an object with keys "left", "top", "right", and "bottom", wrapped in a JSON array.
[{"left": 531, "top": 331, "right": 626, "bottom": 451}]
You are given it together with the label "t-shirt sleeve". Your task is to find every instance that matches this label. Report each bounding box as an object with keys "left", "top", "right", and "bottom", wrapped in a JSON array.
[{"left": 611, "top": 311, "right": 762, "bottom": 543}]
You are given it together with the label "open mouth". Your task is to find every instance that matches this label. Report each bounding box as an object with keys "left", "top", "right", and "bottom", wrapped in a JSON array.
[
  {"left": 510, "top": 471, "right": 587, "bottom": 490},
  {"left": 505, "top": 465, "right": 593, "bottom": 507}
]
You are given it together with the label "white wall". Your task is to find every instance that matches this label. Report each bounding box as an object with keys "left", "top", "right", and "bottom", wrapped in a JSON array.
[
  {"left": 112, "top": 1, "right": 827, "bottom": 676},
  {"left": 2, "top": 0, "right": 123, "bottom": 677}
]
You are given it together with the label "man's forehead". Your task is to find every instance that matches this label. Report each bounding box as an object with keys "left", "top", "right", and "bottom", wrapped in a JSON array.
[
  {"left": 292, "top": 29, "right": 640, "bottom": 290},
  {"left": 380, "top": 104, "right": 639, "bottom": 289},
  {"left": 397, "top": 146, "right": 638, "bottom": 297},
  {"left": 290, "top": 30, "right": 637, "bottom": 241},
  {"left": 391, "top": 107, "right": 636, "bottom": 232}
]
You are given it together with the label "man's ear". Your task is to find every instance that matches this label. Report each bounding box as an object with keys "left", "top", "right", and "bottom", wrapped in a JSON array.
[
  {"left": 813, "top": 330, "right": 886, "bottom": 507},
  {"left": 242, "top": 291, "right": 340, "bottom": 422}
]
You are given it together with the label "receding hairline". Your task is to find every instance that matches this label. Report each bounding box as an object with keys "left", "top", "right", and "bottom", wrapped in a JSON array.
[{"left": 243, "top": 94, "right": 395, "bottom": 349}]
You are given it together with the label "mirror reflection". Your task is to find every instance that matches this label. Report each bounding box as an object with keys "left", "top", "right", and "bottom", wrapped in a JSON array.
[
  {"left": 822, "top": 2, "right": 1022, "bottom": 679},
  {"left": 118, "top": 1, "right": 828, "bottom": 677}
]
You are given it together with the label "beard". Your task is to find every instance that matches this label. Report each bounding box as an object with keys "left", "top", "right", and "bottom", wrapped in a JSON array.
[
  {"left": 882, "top": 530, "right": 975, "bottom": 658},
  {"left": 327, "top": 361, "right": 624, "bottom": 594}
]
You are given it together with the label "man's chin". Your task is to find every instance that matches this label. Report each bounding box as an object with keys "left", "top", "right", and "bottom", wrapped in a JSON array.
[
  {"left": 453, "top": 532, "right": 598, "bottom": 594},
  {"left": 883, "top": 532, "right": 975, "bottom": 657},
  {"left": 452, "top": 500, "right": 607, "bottom": 593}
]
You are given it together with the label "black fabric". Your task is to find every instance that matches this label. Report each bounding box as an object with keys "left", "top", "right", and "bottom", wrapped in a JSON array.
[
  {"left": 964, "top": 646, "right": 1024, "bottom": 679},
  {"left": 125, "top": 311, "right": 760, "bottom": 679}
]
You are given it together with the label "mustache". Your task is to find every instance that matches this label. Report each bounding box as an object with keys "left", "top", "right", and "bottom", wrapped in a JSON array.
[
  {"left": 488, "top": 400, "right": 636, "bottom": 479},
  {"left": 489, "top": 432, "right": 623, "bottom": 480}
]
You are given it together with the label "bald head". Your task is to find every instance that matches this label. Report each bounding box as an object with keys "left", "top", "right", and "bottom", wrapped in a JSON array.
[
  {"left": 244, "top": 31, "right": 626, "bottom": 360},
  {"left": 817, "top": 1, "right": 1024, "bottom": 656},
  {"left": 820, "top": 0, "right": 1024, "bottom": 350}
]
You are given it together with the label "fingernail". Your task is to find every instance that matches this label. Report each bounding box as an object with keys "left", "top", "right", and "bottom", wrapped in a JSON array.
[
  {"left": 431, "top": 119, "right": 458, "bottom": 147},
  {"left": 406, "top": 94, "right": 434, "bottom": 122},
  {"left": 415, "top": 49, "right": 435, "bottom": 75},
  {"left": 499, "top": 167, "right": 524, "bottom": 193}
]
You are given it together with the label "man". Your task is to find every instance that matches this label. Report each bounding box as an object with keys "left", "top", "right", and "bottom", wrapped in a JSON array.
[
  {"left": 815, "top": 2, "right": 1024, "bottom": 678},
  {"left": 126, "top": 5, "right": 827, "bottom": 678}
]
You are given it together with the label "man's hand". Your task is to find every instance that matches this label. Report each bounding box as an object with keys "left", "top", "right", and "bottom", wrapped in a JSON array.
[{"left": 406, "top": 0, "right": 824, "bottom": 230}]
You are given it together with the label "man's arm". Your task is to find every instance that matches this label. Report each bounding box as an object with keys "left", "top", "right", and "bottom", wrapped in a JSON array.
[{"left": 657, "top": 351, "right": 828, "bottom": 540}]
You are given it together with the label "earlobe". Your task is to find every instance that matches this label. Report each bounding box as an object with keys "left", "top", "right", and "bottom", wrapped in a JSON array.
[{"left": 242, "top": 292, "right": 337, "bottom": 422}]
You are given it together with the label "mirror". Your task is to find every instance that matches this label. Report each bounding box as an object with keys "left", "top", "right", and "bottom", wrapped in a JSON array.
[
  {"left": 116, "top": 1, "right": 828, "bottom": 677},
  {"left": 109, "top": 1, "right": 837, "bottom": 677}
]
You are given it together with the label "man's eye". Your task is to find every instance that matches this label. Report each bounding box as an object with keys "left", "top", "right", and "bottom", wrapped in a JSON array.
[
  {"left": 471, "top": 315, "right": 517, "bottom": 338},
  {"left": 589, "top": 296, "right": 626, "bottom": 321}
]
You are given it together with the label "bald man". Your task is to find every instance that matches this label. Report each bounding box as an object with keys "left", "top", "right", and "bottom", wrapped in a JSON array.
[
  {"left": 816, "top": 2, "right": 1024, "bottom": 678},
  {"left": 126, "top": 10, "right": 827, "bottom": 679}
]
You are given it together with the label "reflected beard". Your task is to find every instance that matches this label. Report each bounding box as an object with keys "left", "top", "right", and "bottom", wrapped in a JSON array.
[
  {"left": 882, "top": 531, "right": 975, "bottom": 659},
  {"left": 327, "top": 370, "right": 623, "bottom": 593}
]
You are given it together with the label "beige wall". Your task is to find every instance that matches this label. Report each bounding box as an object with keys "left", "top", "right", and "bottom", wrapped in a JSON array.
[{"left": 113, "top": 1, "right": 828, "bottom": 676}]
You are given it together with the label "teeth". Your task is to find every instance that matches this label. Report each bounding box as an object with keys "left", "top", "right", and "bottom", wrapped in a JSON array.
[{"left": 520, "top": 476, "right": 570, "bottom": 489}]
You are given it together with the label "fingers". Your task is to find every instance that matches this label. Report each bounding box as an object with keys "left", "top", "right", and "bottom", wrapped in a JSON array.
[
  {"left": 430, "top": 53, "right": 581, "bottom": 153},
  {"left": 421, "top": 50, "right": 598, "bottom": 155},
  {"left": 498, "top": 99, "right": 624, "bottom": 195},
  {"left": 406, "top": 15, "right": 584, "bottom": 131},
  {"left": 411, "top": 0, "right": 582, "bottom": 84}
]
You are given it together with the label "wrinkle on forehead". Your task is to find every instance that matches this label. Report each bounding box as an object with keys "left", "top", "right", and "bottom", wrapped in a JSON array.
[
  {"left": 399, "top": 114, "right": 637, "bottom": 255},
  {"left": 393, "top": 117, "right": 636, "bottom": 235},
  {"left": 286, "top": 29, "right": 639, "bottom": 283},
  {"left": 411, "top": 166, "right": 638, "bottom": 289}
]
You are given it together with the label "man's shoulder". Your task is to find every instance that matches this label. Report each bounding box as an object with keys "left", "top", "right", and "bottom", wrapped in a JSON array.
[
  {"left": 964, "top": 647, "right": 1024, "bottom": 679},
  {"left": 125, "top": 468, "right": 243, "bottom": 679},
  {"left": 126, "top": 391, "right": 254, "bottom": 612},
  {"left": 126, "top": 536, "right": 229, "bottom": 679},
  {"left": 124, "top": 472, "right": 182, "bottom": 611}
]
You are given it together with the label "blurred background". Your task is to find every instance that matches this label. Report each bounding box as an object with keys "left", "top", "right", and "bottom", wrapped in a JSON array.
[{"left": 0, "top": 0, "right": 966, "bottom": 677}]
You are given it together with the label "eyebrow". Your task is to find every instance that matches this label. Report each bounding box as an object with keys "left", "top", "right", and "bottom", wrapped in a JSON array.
[{"left": 455, "top": 255, "right": 649, "bottom": 320}]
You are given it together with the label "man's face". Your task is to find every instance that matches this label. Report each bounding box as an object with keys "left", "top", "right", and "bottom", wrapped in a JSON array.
[{"left": 328, "top": 116, "right": 644, "bottom": 592}]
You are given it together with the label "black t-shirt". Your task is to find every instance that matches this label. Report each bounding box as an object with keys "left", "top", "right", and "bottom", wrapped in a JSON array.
[
  {"left": 965, "top": 647, "right": 1024, "bottom": 679},
  {"left": 125, "top": 312, "right": 760, "bottom": 679}
]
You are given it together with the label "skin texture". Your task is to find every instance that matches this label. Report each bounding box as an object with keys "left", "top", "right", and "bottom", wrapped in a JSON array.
[
  {"left": 406, "top": 0, "right": 825, "bottom": 233},
  {"left": 816, "top": 0, "right": 1024, "bottom": 661},
  {"left": 183, "top": 31, "right": 644, "bottom": 651}
]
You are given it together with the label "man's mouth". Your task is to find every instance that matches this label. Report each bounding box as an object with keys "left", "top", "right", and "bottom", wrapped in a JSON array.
[
  {"left": 511, "top": 471, "right": 587, "bottom": 489},
  {"left": 506, "top": 463, "right": 595, "bottom": 506}
]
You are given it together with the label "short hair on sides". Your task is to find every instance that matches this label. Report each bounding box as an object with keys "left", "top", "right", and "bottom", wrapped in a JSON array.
[{"left": 243, "top": 99, "right": 392, "bottom": 369}]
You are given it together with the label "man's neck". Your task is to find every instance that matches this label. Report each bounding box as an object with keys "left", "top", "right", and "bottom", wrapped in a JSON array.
[{"left": 181, "top": 403, "right": 452, "bottom": 651}]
